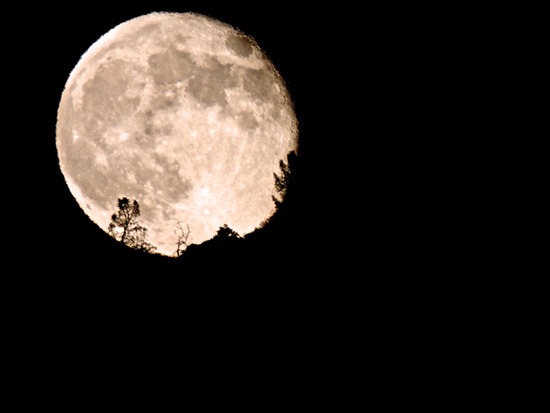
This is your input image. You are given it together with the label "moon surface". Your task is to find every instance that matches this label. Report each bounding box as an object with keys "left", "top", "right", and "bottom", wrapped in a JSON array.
[{"left": 56, "top": 12, "right": 298, "bottom": 256}]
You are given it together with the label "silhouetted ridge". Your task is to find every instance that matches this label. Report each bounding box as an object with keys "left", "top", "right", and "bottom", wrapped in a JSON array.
[{"left": 176, "top": 149, "right": 304, "bottom": 272}]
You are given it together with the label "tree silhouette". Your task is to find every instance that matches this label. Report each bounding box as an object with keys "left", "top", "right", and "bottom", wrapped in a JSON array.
[
  {"left": 174, "top": 221, "right": 191, "bottom": 257},
  {"left": 272, "top": 150, "right": 298, "bottom": 210},
  {"left": 108, "top": 197, "right": 156, "bottom": 253},
  {"left": 214, "top": 224, "right": 241, "bottom": 241}
]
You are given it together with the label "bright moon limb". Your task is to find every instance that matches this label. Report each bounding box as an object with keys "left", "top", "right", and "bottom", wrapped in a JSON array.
[{"left": 56, "top": 12, "right": 298, "bottom": 256}]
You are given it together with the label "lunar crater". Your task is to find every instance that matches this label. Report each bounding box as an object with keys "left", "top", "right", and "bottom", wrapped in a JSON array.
[{"left": 226, "top": 33, "right": 255, "bottom": 58}]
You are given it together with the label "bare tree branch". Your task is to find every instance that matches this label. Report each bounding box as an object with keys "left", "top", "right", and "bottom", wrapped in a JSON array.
[{"left": 174, "top": 221, "right": 191, "bottom": 257}]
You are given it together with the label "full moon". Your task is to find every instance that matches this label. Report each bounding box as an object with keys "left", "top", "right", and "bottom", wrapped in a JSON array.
[{"left": 56, "top": 12, "right": 298, "bottom": 256}]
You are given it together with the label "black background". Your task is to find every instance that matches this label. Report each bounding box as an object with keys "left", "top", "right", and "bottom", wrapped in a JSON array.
[{"left": 4, "top": 4, "right": 498, "bottom": 384}]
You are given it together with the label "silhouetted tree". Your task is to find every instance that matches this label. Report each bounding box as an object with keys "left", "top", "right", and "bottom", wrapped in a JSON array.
[
  {"left": 174, "top": 221, "right": 191, "bottom": 257},
  {"left": 255, "top": 218, "right": 271, "bottom": 231},
  {"left": 128, "top": 226, "right": 157, "bottom": 253},
  {"left": 214, "top": 224, "right": 241, "bottom": 241},
  {"left": 108, "top": 198, "right": 156, "bottom": 253},
  {"left": 272, "top": 151, "right": 298, "bottom": 209}
]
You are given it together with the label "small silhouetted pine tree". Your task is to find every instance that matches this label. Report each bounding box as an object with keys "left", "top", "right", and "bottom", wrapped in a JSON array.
[
  {"left": 214, "top": 224, "right": 241, "bottom": 241},
  {"left": 108, "top": 198, "right": 156, "bottom": 253},
  {"left": 272, "top": 151, "right": 298, "bottom": 210}
]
